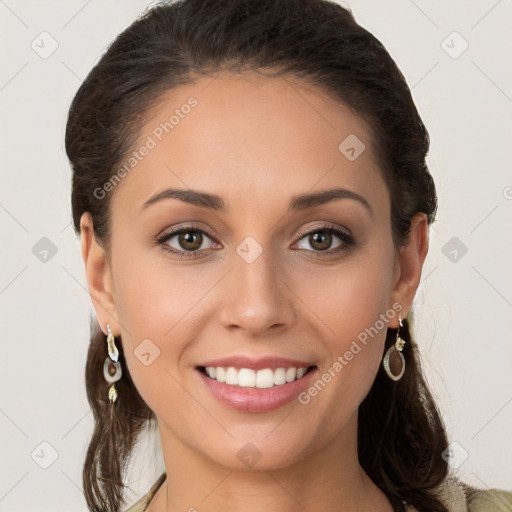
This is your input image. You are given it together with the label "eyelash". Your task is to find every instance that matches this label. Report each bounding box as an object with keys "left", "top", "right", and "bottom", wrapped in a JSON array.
[{"left": 155, "top": 223, "right": 355, "bottom": 259}]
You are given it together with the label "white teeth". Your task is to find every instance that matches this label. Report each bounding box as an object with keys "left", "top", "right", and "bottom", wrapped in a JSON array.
[
  {"left": 203, "top": 366, "right": 310, "bottom": 388},
  {"left": 285, "top": 367, "right": 296, "bottom": 382},
  {"left": 255, "top": 369, "right": 273, "bottom": 388},
  {"left": 226, "top": 367, "right": 238, "bottom": 385},
  {"left": 273, "top": 367, "right": 287, "bottom": 385},
  {"left": 216, "top": 367, "right": 225, "bottom": 382},
  {"left": 239, "top": 368, "right": 257, "bottom": 387}
]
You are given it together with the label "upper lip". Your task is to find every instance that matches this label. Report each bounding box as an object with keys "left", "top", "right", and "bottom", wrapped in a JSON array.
[{"left": 197, "top": 355, "right": 316, "bottom": 371}]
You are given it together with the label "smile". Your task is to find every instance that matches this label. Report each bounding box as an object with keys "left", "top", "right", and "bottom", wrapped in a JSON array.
[
  {"left": 196, "top": 365, "right": 318, "bottom": 413},
  {"left": 200, "top": 365, "right": 316, "bottom": 389}
]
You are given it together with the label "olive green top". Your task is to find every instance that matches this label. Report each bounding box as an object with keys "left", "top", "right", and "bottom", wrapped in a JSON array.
[{"left": 124, "top": 470, "right": 512, "bottom": 512}]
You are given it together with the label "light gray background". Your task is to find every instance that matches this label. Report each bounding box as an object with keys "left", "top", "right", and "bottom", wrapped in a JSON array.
[{"left": 1, "top": 0, "right": 511, "bottom": 510}]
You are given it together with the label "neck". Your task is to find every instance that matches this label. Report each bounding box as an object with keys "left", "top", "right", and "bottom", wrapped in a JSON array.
[{"left": 148, "top": 412, "right": 394, "bottom": 512}]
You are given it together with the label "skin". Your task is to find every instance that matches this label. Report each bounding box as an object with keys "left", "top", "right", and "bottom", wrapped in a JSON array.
[{"left": 80, "top": 71, "right": 429, "bottom": 511}]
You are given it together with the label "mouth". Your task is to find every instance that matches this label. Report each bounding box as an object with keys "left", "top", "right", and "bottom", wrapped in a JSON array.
[
  {"left": 195, "top": 363, "right": 319, "bottom": 413},
  {"left": 196, "top": 365, "right": 317, "bottom": 389}
]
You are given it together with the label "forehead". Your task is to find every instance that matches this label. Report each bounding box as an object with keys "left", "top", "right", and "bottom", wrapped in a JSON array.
[{"left": 109, "top": 71, "right": 388, "bottom": 220}]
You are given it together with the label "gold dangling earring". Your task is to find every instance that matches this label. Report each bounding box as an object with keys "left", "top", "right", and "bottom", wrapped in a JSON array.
[
  {"left": 382, "top": 314, "right": 406, "bottom": 381},
  {"left": 104, "top": 323, "right": 122, "bottom": 403}
]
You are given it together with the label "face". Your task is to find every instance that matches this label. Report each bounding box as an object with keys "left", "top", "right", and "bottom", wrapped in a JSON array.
[{"left": 81, "top": 71, "right": 427, "bottom": 473}]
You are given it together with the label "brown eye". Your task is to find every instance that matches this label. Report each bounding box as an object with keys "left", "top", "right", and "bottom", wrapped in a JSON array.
[
  {"left": 307, "top": 231, "right": 334, "bottom": 251},
  {"left": 177, "top": 231, "right": 203, "bottom": 251},
  {"left": 156, "top": 226, "right": 218, "bottom": 258},
  {"left": 295, "top": 226, "right": 351, "bottom": 253}
]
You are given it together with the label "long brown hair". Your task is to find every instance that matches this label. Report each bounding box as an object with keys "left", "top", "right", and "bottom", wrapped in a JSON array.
[{"left": 66, "top": 0, "right": 452, "bottom": 510}]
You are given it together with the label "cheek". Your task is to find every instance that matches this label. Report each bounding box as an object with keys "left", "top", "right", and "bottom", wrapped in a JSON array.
[
  {"left": 111, "top": 248, "right": 225, "bottom": 404},
  {"left": 113, "top": 241, "right": 216, "bottom": 336},
  {"left": 297, "top": 246, "right": 394, "bottom": 337},
  {"left": 297, "top": 245, "right": 395, "bottom": 391}
]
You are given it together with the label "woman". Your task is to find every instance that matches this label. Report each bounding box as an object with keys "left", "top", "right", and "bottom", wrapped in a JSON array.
[{"left": 65, "top": 0, "right": 512, "bottom": 511}]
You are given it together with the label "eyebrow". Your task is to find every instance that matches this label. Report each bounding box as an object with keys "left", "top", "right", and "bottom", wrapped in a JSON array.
[{"left": 141, "top": 186, "right": 374, "bottom": 217}]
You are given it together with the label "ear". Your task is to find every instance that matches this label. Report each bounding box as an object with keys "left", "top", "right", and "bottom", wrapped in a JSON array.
[
  {"left": 80, "top": 212, "right": 120, "bottom": 335},
  {"left": 389, "top": 212, "right": 429, "bottom": 327}
]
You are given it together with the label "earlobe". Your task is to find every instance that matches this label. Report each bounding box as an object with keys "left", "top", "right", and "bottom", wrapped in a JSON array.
[
  {"left": 389, "top": 213, "right": 429, "bottom": 325},
  {"left": 80, "top": 212, "right": 119, "bottom": 334}
]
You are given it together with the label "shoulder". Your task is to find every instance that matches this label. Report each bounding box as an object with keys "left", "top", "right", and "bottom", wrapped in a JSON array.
[
  {"left": 123, "top": 471, "right": 167, "bottom": 512},
  {"left": 405, "top": 473, "right": 512, "bottom": 512},
  {"left": 465, "top": 484, "right": 512, "bottom": 512}
]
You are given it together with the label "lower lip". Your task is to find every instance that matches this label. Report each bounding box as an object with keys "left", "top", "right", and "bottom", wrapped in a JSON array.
[{"left": 196, "top": 367, "right": 318, "bottom": 413}]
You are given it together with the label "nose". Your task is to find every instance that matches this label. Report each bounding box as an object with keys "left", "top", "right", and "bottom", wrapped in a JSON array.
[{"left": 218, "top": 243, "right": 296, "bottom": 337}]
